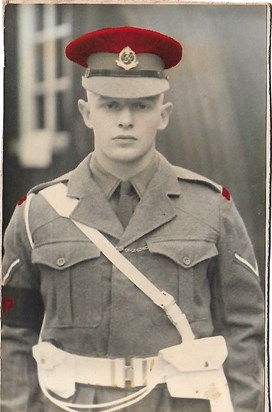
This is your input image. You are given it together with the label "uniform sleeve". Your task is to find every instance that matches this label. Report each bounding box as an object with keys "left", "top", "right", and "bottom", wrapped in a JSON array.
[
  {"left": 211, "top": 197, "right": 264, "bottom": 412},
  {"left": 1, "top": 200, "right": 45, "bottom": 412}
]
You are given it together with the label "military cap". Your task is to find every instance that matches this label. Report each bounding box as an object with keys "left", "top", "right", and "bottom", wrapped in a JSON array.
[{"left": 65, "top": 26, "right": 182, "bottom": 98}]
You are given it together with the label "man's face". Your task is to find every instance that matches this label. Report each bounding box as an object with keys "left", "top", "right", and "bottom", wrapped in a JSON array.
[{"left": 78, "top": 91, "right": 172, "bottom": 165}]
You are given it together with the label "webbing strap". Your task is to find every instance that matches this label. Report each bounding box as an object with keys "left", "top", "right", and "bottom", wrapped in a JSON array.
[{"left": 40, "top": 183, "right": 194, "bottom": 341}]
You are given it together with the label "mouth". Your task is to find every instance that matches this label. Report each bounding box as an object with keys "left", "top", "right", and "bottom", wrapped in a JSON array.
[{"left": 113, "top": 135, "right": 137, "bottom": 141}]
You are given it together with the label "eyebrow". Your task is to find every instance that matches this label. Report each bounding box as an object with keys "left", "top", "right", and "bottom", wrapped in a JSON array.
[{"left": 97, "top": 95, "right": 161, "bottom": 103}]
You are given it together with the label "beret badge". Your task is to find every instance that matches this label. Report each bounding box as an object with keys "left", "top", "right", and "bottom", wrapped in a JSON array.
[{"left": 116, "top": 46, "right": 139, "bottom": 70}]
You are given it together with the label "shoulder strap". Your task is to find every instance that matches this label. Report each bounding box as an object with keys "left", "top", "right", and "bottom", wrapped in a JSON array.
[
  {"left": 40, "top": 183, "right": 194, "bottom": 341},
  {"left": 24, "top": 193, "right": 35, "bottom": 248}
]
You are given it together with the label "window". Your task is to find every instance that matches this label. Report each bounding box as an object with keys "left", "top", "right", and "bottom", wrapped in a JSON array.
[{"left": 17, "top": 4, "right": 72, "bottom": 168}]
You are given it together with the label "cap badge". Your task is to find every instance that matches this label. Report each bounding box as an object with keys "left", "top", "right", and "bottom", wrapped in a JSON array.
[{"left": 116, "top": 46, "right": 139, "bottom": 70}]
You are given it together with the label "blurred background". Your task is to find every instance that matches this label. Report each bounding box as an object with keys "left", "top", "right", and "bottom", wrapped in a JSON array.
[{"left": 3, "top": 4, "right": 267, "bottom": 288}]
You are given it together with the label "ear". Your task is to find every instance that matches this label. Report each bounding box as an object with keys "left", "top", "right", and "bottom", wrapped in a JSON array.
[
  {"left": 157, "top": 102, "right": 173, "bottom": 131},
  {"left": 78, "top": 99, "right": 93, "bottom": 129}
]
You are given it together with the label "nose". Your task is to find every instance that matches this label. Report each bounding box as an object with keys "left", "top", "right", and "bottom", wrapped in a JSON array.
[{"left": 117, "top": 106, "right": 133, "bottom": 128}]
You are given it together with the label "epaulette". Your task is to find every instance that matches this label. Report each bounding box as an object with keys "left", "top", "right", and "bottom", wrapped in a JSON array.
[
  {"left": 27, "top": 172, "right": 71, "bottom": 195},
  {"left": 173, "top": 165, "right": 231, "bottom": 200}
]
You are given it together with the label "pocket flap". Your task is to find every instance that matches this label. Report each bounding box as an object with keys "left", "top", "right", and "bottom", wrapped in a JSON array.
[
  {"left": 32, "top": 241, "right": 101, "bottom": 270},
  {"left": 147, "top": 239, "right": 218, "bottom": 268}
]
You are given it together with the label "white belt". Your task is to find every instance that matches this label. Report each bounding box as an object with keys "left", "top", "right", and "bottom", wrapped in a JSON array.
[
  {"left": 33, "top": 339, "right": 234, "bottom": 412},
  {"left": 33, "top": 342, "right": 163, "bottom": 396}
]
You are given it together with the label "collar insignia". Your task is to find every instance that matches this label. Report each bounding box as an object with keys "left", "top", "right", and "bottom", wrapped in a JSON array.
[{"left": 116, "top": 46, "right": 139, "bottom": 70}]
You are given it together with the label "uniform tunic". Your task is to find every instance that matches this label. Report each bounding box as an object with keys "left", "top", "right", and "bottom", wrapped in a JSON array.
[{"left": 2, "top": 152, "right": 264, "bottom": 412}]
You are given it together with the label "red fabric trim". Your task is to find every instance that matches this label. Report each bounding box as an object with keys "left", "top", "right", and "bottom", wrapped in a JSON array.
[
  {"left": 17, "top": 195, "right": 27, "bottom": 205},
  {"left": 222, "top": 187, "right": 231, "bottom": 200}
]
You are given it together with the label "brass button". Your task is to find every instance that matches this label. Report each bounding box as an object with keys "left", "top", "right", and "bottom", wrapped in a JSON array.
[
  {"left": 56, "top": 257, "right": 65, "bottom": 267},
  {"left": 183, "top": 256, "right": 191, "bottom": 266}
]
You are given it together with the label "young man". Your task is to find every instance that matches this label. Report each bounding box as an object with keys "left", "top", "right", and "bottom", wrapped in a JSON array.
[{"left": 2, "top": 27, "right": 264, "bottom": 412}]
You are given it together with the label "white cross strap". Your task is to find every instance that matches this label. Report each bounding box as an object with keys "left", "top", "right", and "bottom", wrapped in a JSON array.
[{"left": 39, "top": 183, "right": 194, "bottom": 341}]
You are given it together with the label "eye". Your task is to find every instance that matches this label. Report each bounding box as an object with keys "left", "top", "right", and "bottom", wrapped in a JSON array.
[
  {"left": 104, "top": 101, "right": 120, "bottom": 110},
  {"left": 134, "top": 101, "right": 150, "bottom": 110},
  {"left": 139, "top": 103, "right": 148, "bottom": 110}
]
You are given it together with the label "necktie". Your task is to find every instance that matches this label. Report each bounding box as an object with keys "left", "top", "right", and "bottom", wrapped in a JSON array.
[{"left": 117, "top": 181, "right": 134, "bottom": 227}]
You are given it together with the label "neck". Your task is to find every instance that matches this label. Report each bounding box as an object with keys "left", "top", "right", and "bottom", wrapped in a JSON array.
[{"left": 93, "top": 150, "right": 157, "bottom": 180}]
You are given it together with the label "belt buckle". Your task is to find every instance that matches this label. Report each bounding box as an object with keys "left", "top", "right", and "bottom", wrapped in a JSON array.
[
  {"left": 112, "top": 357, "right": 157, "bottom": 388},
  {"left": 124, "top": 362, "right": 134, "bottom": 388},
  {"left": 124, "top": 358, "right": 152, "bottom": 388}
]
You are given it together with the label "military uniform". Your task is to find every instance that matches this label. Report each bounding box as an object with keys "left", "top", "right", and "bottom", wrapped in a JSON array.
[
  {"left": 2, "top": 152, "right": 264, "bottom": 412},
  {"left": 2, "top": 26, "right": 264, "bottom": 412}
]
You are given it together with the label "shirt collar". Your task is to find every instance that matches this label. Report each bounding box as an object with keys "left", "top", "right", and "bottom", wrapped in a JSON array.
[{"left": 90, "top": 152, "right": 160, "bottom": 199}]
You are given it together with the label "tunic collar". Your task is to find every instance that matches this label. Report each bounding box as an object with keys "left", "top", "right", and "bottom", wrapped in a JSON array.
[
  {"left": 66, "top": 151, "right": 181, "bottom": 200},
  {"left": 64, "top": 151, "right": 181, "bottom": 242},
  {"left": 89, "top": 152, "right": 160, "bottom": 199}
]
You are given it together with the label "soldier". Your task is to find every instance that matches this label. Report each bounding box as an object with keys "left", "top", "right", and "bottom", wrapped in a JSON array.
[{"left": 2, "top": 27, "right": 264, "bottom": 412}]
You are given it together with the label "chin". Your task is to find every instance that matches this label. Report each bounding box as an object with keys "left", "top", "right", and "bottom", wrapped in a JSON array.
[{"left": 108, "top": 150, "right": 143, "bottom": 163}]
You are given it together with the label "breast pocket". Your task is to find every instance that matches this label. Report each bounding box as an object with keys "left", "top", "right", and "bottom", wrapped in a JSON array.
[
  {"left": 32, "top": 241, "right": 102, "bottom": 328},
  {"left": 147, "top": 238, "right": 218, "bottom": 326}
]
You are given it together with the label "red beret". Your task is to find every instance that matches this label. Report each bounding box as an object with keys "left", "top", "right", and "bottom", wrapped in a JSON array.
[{"left": 65, "top": 26, "right": 182, "bottom": 69}]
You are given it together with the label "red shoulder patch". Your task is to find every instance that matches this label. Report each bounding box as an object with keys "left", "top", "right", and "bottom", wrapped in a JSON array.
[
  {"left": 222, "top": 187, "right": 231, "bottom": 200},
  {"left": 17, "top": 195, "right": 27, "bottom": 205}
]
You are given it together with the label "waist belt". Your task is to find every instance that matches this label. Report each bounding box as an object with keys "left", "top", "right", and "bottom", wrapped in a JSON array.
[{"left": 33, "top": 341, "right": 163, "bottom": 393}]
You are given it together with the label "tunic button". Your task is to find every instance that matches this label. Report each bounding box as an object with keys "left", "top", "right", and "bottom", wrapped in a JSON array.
[
  {"left": 183, "top": 256, "right": 191, "bottom": 266},
  {"left": 57, "top": 257, "right": 65, "bottom": 267}
]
